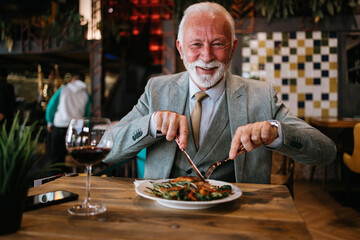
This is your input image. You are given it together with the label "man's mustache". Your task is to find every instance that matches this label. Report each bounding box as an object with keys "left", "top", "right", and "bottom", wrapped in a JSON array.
[{"left": 187, "top": 60, "right": 222, "bottom": 69}]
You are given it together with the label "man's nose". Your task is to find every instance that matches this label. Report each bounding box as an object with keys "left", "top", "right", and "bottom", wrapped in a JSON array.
[{"left": 200, "top": 44, "right": 214, "bottom": 63}]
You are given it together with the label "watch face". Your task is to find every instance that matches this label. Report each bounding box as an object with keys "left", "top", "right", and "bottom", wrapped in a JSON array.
[{"left": 269, "top": 120, "right": 279, "bottom": 128}]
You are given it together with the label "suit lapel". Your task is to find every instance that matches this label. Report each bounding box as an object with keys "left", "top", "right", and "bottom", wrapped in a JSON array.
[
  {"left": 194, "top": 94, "right": 229, "bottom": 163},
  {"left": 175, "top": 74, "right": 189, "bottom": 109},
  {"left": 162, "top": 73, "right": 189, "bottom": 177},
  {"left": 184, "top": 97, "right": 197, "bottom": 157},
  {"left": 226, "top": 72, "right": 248, "bottom": 182}
]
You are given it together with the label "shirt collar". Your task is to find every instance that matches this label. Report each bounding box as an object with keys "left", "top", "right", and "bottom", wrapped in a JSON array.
[{"left": 189, "top": 75, "right": 225, "bottom": 103}]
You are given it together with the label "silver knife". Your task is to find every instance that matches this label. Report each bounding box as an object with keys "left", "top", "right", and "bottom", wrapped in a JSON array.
[{"left": 175, "top": 137, "right": 206, "bottom": 181}]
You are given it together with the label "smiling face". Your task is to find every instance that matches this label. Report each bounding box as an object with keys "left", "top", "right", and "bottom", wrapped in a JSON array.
[{"left": 177, "top": 12, "right": 238, "bottom": 90}]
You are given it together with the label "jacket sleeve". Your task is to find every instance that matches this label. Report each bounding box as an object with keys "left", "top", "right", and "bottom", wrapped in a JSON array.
[
  {"left": 269, "top": 84, "right": 337, "bottom": 165},
  {"left": 45, "top": 87, "right": 63, "bottom": 124},
  {"left": 103, "top": 78, "right": 161, "bottom": 164}
]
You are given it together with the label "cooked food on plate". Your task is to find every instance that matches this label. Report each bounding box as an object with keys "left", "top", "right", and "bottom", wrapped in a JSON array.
[{"left": 147, "top": 176, "right": 232, "bottom": 201}]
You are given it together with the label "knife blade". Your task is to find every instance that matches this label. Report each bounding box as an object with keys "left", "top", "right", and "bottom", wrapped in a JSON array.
[{"left": 175, "top": 137, "right": 206, "bottom": 181}]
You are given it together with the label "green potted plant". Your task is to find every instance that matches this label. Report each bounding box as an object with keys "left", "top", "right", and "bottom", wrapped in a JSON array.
[{"left": 0, "top": 112, "right": 56, "bottom": 235}]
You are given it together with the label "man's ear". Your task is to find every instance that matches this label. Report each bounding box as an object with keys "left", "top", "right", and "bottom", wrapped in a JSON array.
[
  {"left": 176, "top": 40, "right": 183, "bottom": 59},
  {"left": 230, "top": 38, "right": 238, "bottom": 60}
]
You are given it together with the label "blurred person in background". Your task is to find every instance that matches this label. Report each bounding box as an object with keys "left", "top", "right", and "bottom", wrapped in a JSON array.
[
  {"left": 0, "top": 68, "right": 16, "bottom": 132},
  {"left": 46, "top": 73, "right": 90, "bottom": 172}
]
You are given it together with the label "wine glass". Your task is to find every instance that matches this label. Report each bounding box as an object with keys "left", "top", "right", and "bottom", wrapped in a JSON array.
[{"left": 65, "top": 117, "right": 113, "bottom": 216}]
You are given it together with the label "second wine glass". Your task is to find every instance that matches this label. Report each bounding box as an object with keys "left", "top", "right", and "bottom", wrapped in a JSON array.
[{"left": 65, "top": 117, "right": 113, "bottom": 216}]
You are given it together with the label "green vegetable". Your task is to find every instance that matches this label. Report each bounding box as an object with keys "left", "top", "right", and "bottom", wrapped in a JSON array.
[{"left": 149, "top": 180, "right": 232, "bottom": 201}]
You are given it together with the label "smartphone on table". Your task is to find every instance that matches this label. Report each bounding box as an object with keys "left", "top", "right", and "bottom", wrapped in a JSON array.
[{"left": 24, "top": 190, "right": 79, "bottom": 211}]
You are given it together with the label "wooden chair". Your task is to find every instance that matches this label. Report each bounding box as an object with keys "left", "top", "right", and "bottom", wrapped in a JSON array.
[
  {"left": 271, "top": 155, "right": 295, "bottom": 198},
  {"left": 309, "top": 164, "right": 327, "bottom": 188},
  {"left": 342, "top": 122, "right": 360, "bottom": 204},
  {"left": 343, "top": 122, "right": 360, "bottom": 174}
]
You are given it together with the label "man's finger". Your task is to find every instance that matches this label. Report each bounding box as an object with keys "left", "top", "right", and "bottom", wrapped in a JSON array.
[
  {"left": 153, "top": 111, "right": 163, "bottom": 132},
  {"left": 177, "top": 116, "right": 188, "bottom": 149},
  {"left": 229, "top": 127, "right": 244, "bottom": 159},
  {"left": 166, "top": 118, "right": 178, "bottom": 141},
  {"left": 250, "top": 123, "right": 262, "bottom": 145}
]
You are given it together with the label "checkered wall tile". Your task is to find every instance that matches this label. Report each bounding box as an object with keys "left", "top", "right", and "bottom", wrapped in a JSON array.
[{"left": 241, "top": 31, "right": 338, "bottom": 119}]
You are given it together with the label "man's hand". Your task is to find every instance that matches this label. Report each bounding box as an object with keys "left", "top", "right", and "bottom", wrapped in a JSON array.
[
  {"left": 229, "top": 121, "right": 278, "bottom": 159},
  {"left": 153, "top": 111, "right": 189, "bottom": 149}
]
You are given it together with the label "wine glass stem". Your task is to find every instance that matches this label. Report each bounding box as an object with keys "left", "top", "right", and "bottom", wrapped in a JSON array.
[{"left": 84, "top": 164, "right": 92, "bottom": 206}]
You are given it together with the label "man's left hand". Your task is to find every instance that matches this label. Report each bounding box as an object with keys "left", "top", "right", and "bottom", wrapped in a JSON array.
[{"left": 229, "top": 121, "right": 278, "bottom": 159}]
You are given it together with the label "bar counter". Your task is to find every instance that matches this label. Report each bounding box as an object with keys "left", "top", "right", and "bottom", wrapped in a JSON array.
[{"left": 1, "top": 176, "right": 312, "bottom": 239}]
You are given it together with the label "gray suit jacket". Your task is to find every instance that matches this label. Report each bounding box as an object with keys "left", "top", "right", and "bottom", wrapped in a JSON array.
[{"left": 104, "top": 71, "right": 336, "bottom": 183}]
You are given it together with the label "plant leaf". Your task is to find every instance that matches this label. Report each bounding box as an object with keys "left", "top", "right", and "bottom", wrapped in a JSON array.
[
  {"left": 327, "top": 1, "right": 334, "bottom": 15},
  {"left": 0, "top": 111, "right": 60, "bottom": 195}
]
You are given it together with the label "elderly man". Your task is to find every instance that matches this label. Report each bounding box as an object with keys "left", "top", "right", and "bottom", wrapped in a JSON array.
[{"left": 104, "top": 2, "right": 336, "bottom": 183}]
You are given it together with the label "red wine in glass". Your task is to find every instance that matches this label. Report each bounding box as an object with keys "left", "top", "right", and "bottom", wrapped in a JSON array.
[
  {"left": 65, "top": 117, "right": 113, "bottom": 216},
  {"left": 68, "top": 146, "right": 111, "bottom": 165}
]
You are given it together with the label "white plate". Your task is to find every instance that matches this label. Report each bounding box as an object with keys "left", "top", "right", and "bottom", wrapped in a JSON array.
[{"left": 135, "top": 179, "right": 242, "bottom": 210}]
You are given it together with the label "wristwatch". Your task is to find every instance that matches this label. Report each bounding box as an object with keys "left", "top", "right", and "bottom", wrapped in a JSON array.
[{"left": 268, "top": 120, "right": 279, "bottom": 128}]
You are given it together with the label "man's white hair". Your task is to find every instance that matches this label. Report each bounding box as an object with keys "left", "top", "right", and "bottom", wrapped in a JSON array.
[{"left": 177, "top": 2, "right": 236, "bottom": 48}]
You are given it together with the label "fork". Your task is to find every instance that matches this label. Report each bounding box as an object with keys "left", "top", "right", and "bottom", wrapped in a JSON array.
[{"left": 204, "top": 145, "right": 246, "bottom": 179}]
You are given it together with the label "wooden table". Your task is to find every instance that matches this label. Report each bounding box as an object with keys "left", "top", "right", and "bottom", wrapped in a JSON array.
[
  {"left": 1, "top": 176, "right": 312, "bottom": 240},
  {"left": 309, "top": 117, "right": 360, "bottom": 128}
]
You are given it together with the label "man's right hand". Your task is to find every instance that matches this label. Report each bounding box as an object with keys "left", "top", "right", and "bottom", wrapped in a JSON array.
[{"left": 152, "top": 111, "right": 188, "bottom": 149}]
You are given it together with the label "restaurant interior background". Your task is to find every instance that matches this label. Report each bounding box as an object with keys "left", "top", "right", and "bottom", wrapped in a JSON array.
[{"left": 1, "top": 0, "right": 360, "bottom": 182}]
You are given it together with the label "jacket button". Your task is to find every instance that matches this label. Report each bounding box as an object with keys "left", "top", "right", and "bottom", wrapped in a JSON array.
[
  {"left": 186, "top": 169, "right": 192, "bottom": 174},
  {"left": 290, "top": 141, "right": 302, "bottom": 149}
]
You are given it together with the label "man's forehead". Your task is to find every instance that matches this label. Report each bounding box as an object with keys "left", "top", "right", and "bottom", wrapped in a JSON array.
[
  {"left": 183, "top": 13, "right": 230, "bottom": 39},
  {"left": 185, "top": 11, "right": 224, "bottom": 25}
]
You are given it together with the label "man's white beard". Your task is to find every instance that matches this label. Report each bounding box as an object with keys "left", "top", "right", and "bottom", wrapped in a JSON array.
[{"left": 183, "top": 58, "right": 228, "bottom": 89}]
